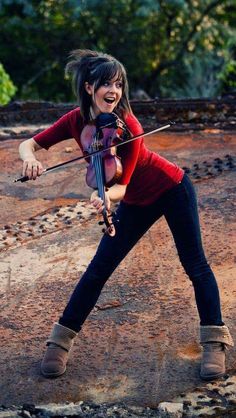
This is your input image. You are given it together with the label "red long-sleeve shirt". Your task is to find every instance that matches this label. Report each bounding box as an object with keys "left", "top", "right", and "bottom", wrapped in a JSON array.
[{"left": 33, "top": 107, "right": 184, "bottom": 206}]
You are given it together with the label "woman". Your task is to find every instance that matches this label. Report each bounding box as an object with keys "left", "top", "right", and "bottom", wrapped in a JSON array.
[{"left": 19, "top": 49, "right": 233, "bottom": 381}]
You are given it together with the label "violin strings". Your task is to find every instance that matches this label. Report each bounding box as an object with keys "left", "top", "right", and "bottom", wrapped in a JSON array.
[
  {"left": 93, "top": 136, "right": 106, "bottom": 218},
  {"left": 91, "top": 130, "right": 114, "bottom": 234}
]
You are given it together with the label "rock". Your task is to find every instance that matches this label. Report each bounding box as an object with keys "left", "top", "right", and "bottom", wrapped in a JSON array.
[
  {"left": 131, "top": 89, "right": 151, "bottom": 100},
  {"left": 96, "top": 299, "right": 122, "bottom": 310},
  {"left": 206, "top": 375, "right": 236, "bottom": 405},
  {"left": 36, "top": 402, "right": 83, "bottom": 416},
  {"left": 22, "top": 404, "right": 36, "bottom": 414},
  {"left": 187, "top": 111, "right": 198, "bottom": 121},
  {"left": 158, "top": 402, "right": 183, "bottom": 417},
  {"left": 21, "top": 410, "right": 31, "bottom": 418},
  {"left": 0, "top": 411, "right": 21, "bottom": 418}
]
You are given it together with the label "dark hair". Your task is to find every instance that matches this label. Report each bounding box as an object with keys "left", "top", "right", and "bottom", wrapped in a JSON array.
[{"left": 65, "top": 49, "right": 132, "bottom": 122}]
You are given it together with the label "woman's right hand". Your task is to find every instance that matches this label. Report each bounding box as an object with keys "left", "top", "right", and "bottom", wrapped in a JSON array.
[{"left": 22, "top": 158, "right": 44, "bottom": 180}]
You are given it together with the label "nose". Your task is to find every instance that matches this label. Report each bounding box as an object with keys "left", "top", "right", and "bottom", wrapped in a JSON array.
[{"left": 109, "top": 83, "right": 119, "bottom": 94}]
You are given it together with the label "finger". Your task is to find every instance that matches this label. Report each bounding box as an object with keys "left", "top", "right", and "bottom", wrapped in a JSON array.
[
  {"left": 90, "top": 195, "right": 99, "bottom": 204},
  {"left": 32, "top": 164, "right": 38, "bottom": 180},
  {"left": 38, "top": 165, "right": 44, "bottom": 176},
  {"left": 22, "top": 161, "right": 29, "bottom": 176},
  {"left": 97, "top": 204, "right": 105, "bottom": 214},
  {"left": 93, "top": 202, "right": 102, "bottom": 210},
  {"left": 26, "top": 163, "right": 33, "bottom": 180},
  {"left": 26, "top": 162, "right": 38, "bottom": 180},
  {"left": 92, "top": 198, "right": 103, "bottom": 207}
]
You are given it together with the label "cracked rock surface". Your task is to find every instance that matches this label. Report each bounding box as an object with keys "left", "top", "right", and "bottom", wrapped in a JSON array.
[{"left": 0, "top": 128, "right": 235, "bottom": 417}]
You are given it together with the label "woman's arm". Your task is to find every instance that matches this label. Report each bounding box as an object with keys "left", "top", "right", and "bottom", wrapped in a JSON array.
[
  {"left": 19, "top": 138, "right": 44, "bottom": 180},
  {"left": 106, "top": 183, "right": 127, "bottom": 202},
  {"left": 18, "top": 109, "right": 77, "bottom": 180}
]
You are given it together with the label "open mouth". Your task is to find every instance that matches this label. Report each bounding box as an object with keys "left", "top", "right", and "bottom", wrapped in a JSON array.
[{"left": 104, "top": 97, "right": 116, "bottom": 104}]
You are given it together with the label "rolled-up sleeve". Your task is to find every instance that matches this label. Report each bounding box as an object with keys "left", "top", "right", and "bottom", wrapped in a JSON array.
[{"left": 33, "top": 112, "right": 74, "bottom": 150}]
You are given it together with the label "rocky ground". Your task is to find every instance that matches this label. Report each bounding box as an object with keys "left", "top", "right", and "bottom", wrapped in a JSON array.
[
  {"left": 1, "top": 374, "right": 236, "bottom": 417},
  {"left": 0, "top": 126, "right": 235, "bottom": 418}
]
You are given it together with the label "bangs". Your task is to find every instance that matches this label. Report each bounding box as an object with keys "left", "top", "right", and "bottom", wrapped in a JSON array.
[
  {"left": 93, "top": 61, "right": 125, "bottom": 90},
  {"left": 67, "top": 49, "right": 132, "bottom": 121}
]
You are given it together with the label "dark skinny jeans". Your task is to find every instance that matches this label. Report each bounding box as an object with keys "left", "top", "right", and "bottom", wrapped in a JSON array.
[{"left": 59, "top": 174, "right": 224, "bottom": 332}]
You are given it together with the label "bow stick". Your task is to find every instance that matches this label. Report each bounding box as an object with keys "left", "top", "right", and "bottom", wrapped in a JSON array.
[{"left": 14, "top": 122, "right": 173, "bottom": 183}]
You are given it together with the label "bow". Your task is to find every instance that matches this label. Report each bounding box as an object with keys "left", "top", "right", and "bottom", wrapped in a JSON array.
[{"left": 14, "top": 122, "right": 173, "bottom": 183}]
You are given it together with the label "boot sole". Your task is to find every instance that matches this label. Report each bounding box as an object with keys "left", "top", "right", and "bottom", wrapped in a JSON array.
[
  {"left": 40, "top": 366, "right": 66, "bottom": 378},
  {"left": 200, "top": 371, "right": 225, "bottom": 381}
]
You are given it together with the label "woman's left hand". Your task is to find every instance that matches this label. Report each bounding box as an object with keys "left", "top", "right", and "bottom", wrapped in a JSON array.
[{"left": 90, "top": 190, "right": 111, "bottom": 214}]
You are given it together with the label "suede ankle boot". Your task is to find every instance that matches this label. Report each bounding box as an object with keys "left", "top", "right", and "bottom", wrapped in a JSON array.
[
  {"left": 41, "top": 323, "right": 77, "bottom": 378},
  {"left": 200, "top": 325, "right": 234, "bottom": 381}
]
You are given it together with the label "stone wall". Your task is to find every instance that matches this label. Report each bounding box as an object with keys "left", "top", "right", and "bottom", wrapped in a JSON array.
[{"left": 0, "top": 97, "right": 236, "bottom": 130}]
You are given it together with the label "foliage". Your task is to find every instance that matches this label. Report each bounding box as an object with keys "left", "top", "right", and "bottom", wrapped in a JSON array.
[
  {"left": 160, "top": 52, "right": 227, "bottom": 98},
  {"left": 218, "top": 37, "right": 236, "bottom": 93},
  {"left": 0, "top": 62, "right": 17, "bottom": 105},
  {"left": 222, "top": 60, "right": 236, "bottom": 89},
  {"left": 0, "top": 0, "right": 235, "bottom": 101}
]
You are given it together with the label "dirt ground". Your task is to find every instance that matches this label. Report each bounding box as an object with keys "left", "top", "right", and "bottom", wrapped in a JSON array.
[{"left": 0, "top": 129, "right": 235, "bottom": 408}]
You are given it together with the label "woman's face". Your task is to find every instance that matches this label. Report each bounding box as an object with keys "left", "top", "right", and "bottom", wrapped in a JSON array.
[{"left": 85, "top": 75, "right": 123, "bottom": 117}]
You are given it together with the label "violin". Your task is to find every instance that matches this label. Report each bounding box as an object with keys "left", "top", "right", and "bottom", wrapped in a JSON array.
[
  {"left": 14, "top": 118, "right": 172, "bottom": 235},
  {"left": 80, "top": 113, "right": 130, "bottom": 236}
]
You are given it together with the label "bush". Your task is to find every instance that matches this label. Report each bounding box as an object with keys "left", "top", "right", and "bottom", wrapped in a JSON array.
[{"left": 0, "top": 63, "right": 17, "bottom": 105}]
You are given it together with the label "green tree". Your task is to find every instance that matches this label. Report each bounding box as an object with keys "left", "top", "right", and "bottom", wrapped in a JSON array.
[
  {"left": 0, "top": 0, "right": 235, "bottom": 100},
  {"left": 219, "top": 37, "right": 236, "bottom": 94},
  {"left": 0, "top": 62, "right": 17, "bottom": 105}
]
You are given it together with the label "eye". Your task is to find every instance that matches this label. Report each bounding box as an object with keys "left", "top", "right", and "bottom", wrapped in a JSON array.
[
  {"left": 116, "top": 81, "right": 123, "bottom": 89},
  {"left": 103, "top": 81, "right": 110, "bottom": 87}
]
